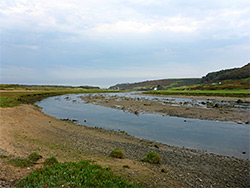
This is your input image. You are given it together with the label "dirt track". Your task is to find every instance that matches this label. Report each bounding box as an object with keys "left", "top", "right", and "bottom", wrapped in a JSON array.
[{"left": 0, "top": 104, "right": 249, "bottom": 187}]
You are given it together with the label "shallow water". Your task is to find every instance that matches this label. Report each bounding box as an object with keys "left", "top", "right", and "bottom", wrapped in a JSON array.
[
  {"left": 36, "top": 93, "right": 250, "bottom": 159},
  {"left": 104, "top": 92, "right": 250, "bottom": 110}
]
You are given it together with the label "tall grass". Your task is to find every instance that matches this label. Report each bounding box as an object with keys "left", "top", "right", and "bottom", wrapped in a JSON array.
[{"left": 0, "top": 89, "right": 118, "bottom": 108}]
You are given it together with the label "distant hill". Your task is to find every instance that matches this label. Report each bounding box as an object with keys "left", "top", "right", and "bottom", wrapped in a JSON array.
[
  {"left": 201, "top": 63, "right": 250, "bottom": 83},
  {"left": 109, "top": 78, "right": 201, "bottom": 90},
  {"left": 109, "top": 63, "right": 250, "bottom": 91}
]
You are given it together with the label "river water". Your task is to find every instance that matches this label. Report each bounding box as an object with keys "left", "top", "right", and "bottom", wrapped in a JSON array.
[{"left": 35, "top": 93, "right": 250, "bottom": 159}]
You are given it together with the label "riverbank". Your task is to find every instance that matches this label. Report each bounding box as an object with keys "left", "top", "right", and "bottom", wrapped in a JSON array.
[
  {"left": 0, "top": 104, "right": 249, "bottom": 187},
  {"left": 78, "top": 94, "right": 250, "bottom": 124}
]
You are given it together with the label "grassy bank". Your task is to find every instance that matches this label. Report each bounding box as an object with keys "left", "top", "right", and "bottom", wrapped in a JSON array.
[
  {"left": 16, "top": 159, "right": 140, "bottom": 188},
  {"left": 144, "top": 90, "right": 250, "bottom": 98},
  {"left": 0, "top": 89, "right": 118, "bottom": 108}
]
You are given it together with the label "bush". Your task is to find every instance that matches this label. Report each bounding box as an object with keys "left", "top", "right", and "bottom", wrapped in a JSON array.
[
  {"left": 0, "top": 155, "right": 8, "bottom": 159},
  {"left": 142, "top": 151, "right": 161, "bottom": 164},
  {"left": 123, "top": 165, "right": 130, "bottom": 169},
  {"left": 43, "top": 157, "right": 58, "bottom": 166},
  {"left": 28, "top": 152, "right": 42, "bottom": 163},
  {"left": 7, "top": 158, "right": 33, "bottom": 168},
  {"left": 110, "top": 149, "right": 125, "bottom": 159},
  {"left": 16, "top": 160, "right": 140, "bottom": 187}
]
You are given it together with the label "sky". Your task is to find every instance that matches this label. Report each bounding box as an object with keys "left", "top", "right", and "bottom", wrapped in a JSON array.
[{"left": 0, "top": 0, "right": 249, "bottom": 88}]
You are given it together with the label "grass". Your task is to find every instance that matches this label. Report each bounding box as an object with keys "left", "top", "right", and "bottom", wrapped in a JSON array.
[
  {"left": 28, "top": 152, "right": 42, "bottom": 163},
  {"left": 16, "top": 160, "right": 141, "bottom": 188},
  {"left": 110, "top": 148, "right": 125, "bottom": 159},
  {"left": 43, "top": 157, "right": 59, "bottom": 166},
  {"left": 145, "top": 89, "right": 250, "bottom": 98},
  {"left": 0, "top": 155, "right": 8, "bottom": 159},
  {"left": 7, "top": 157, "right": 33, "bottom": 168},
  {"left": 0, "top": 88, "right": 118, "bottom": 108},
  {"left": 7, "top": 153, "right": 43, "bottom": 168},
  {"left": 142, "top": 152, "right": 161, "bottom": 164}
]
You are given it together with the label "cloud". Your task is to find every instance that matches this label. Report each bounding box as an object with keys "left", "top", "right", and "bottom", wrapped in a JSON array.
[
  {"left": 4, "top": 43, "right": 40, "bottom": 50},
  {"left": 0, "top": 0, "right": 249, "bottom": 38},
  {"left": 1, "top": 0, "right": 249, "bottom": 86},
  {"left": 92, "top": 17, "right": 200, "bottom": 34}
]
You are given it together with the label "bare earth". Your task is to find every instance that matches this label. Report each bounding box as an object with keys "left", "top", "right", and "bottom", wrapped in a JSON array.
[
  {"left": 0, "top": 104, "right": 249, "bottom": 187},
  {"left": 79, "top": 94, "right": 250, "bottom": 124}
]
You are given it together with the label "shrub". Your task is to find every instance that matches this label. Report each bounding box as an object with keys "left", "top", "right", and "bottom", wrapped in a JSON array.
[
  {"left": 161, "top": 168, "right": 168, "bottom": 173},
  {"left": 7, "top": 158, "right": 33, "bottom": 168},
  {"left": 28, "top": 152, "right": 42, "bottom": 163},
  {"left": 0, "top": 155, "right": 8, "bottom": 159},
  {"left": 43, "top": 157, "right": 58, "bottom": 166},
  {"left": 16, "top": 160, "right": 140, "bottom": 187},
  {"left": 142, "top": 151, "right": 161, "bottom": 164},
  {"left": 110, "top": 148, "right": 125, "bottom": 159},
  {"left": 123, "top": 165, "right": 130, "bottom": 169}
]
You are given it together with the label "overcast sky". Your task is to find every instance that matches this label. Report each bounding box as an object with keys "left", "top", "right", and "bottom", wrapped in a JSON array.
[{"left": 0, "top": 0, "right": 249, "bottom": 87}]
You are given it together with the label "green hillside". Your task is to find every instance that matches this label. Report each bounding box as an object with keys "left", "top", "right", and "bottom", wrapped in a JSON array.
[
  {"left": 201, "top": 63, "right": 250, "bottom": 83},
  {"left": 109, "top": 78, "right": 200, "bottom": 90},
  {"left": 110, "top": 63, "right": 249, "bottom": 91}
]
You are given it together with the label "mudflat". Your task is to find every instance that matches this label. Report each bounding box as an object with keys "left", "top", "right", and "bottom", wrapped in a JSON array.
[
  {"left": 0, "top": 104, "right": 249, "bottom": 187},
  {"left": 78, "top": 94, "right": 250, "bottom": 124}
]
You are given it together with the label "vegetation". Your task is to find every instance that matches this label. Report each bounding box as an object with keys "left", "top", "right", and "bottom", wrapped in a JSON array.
[
  {"left": 7, "top": 153, "right": 43, "bottom": 167},
  {"left": 7, "top": 157, "right": 33, "bottom": 168},
  {"left": 109, "top": 78, "right": 201, "bottom": 90},
  {"left": 28, "top": 152, "right": 42, "bottom": 163},
  {"left": 109, "top": 63, "right": 250, "bottom": 93},
  {"left": 142, "top": 151, "right": 161, "bottom": 164},
  {"left": 43, "top": 157, "right": 59, "bottom": 166},
  {"left": 123, "top": 165, "right": 130, "bottom": 169},
  {"left": 110, "top": 148, "right": 125, "bottom": 159},
  {"left": 201, "top": 63, "right": 250, "bottom": 83},
  {"left": 0, "top": 155, "right": 8, "bottom": 159},
  {"left": 0, "top": 85, "right": 118, "bottom": 108},
  {"left": 17, "top": 160, "right": 140, "bottom": 188},
  {"left": 0, "top": 84, "right": 100, "bottom": 90},
  {"left": 145, "top": 89, "right": 250, "bottom": 98}
]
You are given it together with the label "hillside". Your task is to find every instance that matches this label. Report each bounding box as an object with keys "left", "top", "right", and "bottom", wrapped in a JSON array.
[
  {"left": 110, "top": 63, "right": 250, "bottom": 91},
  {"left": 109, "top": 78, "right": 201, "bottom": 90},
  {"left": 201, "top": 63, "right": 250, "bottom": 83}
]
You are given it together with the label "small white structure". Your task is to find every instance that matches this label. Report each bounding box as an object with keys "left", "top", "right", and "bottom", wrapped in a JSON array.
[{"left": 153, "top": 87, "right": 158, "bottom": 91}]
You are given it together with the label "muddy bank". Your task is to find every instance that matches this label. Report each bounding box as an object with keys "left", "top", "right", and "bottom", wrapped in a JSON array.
[
  {"left": 0, "top": 105, "right": 249, "bottom": 187},
  {"left": 78, "top": 94, "right": 250, "bottom": 124}
]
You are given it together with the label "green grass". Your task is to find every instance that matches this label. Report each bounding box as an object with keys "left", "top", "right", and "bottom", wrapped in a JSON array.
[
  {"left": 0, "top": 88, "right": 118, "bottom": 108},
  {"left": 28, "top": 152, "right": 42, "bottom": 163},
  {"left": 43, "top": 157, "right": 59, "bottom": 166},
  {"left": 7, "top": 157, "right": 33, "bottom": 168},
  {"left": 110, "top": 148, "right": 125, "bottom": 159},
  {"left": 7, "top": 153, "right": 43, "bottom": 167},
  {"left": 142, "top": 152, "right": 161, "bottom": 164},
  {"left": 16, "top": 160, "right": 141, "bottom": 188},
  {"left": 145, "top": 90, "right": 250, "bottom": 98},
  {"left": 0, "top": 155, "right": 8, "bottom": 159}
]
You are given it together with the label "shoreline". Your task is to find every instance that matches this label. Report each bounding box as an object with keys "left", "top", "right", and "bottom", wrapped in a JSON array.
[
  {"left": 0, "top": 104, "right": 249, "bottom": 187},
  {"left": 140, "top": 93, "right": 250, "bottom": 102},
  {"left": 78, "top": 93, "right": 250, "bottom": 124}
]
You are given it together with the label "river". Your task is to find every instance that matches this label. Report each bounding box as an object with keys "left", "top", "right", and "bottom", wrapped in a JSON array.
[{"left": 35, "top": 93, "right": 250, "bottom": 159}]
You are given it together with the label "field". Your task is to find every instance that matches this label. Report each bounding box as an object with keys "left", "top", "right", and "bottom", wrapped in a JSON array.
[
  {"left": 0, "top": 85, "right": 117, "bottom": 108},
  {"left": 145, "top": 89, "right": 250, "bottom": 98}
]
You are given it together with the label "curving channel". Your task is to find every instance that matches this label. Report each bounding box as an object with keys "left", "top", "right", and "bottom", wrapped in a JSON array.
[{"left": 35, "top": 93, "right": 250, "bottom": 159}]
